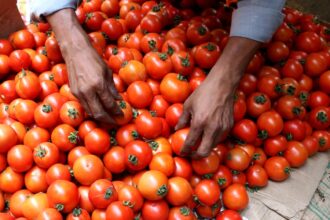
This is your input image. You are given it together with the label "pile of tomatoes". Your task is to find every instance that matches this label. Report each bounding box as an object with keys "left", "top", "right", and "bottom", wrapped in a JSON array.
[{"left": 0, "top": 0, "right": 330, "bottom": 219}]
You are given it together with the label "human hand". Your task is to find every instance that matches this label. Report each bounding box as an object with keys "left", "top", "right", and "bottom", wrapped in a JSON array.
[
  {"left": 176, "top": 69, "right": 236, "bottom": 158},
  {"left": 47, "top": 9, "right": 122, "bottom": 124}
]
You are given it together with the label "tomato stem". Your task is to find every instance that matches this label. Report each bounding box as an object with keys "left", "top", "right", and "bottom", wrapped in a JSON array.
[
  {"left": 254, "top": 94, "right": 267, "bottom": 104},
  {"left": 68, "top": 131, "right": 78, "bottom": 144},
  {"left": 42, "top": 104, "right": 52, "bottom": 113},
  {"left": 72, "top": 207, "right": 82, "bottom": 217},
  {"left": 179, "top": 206, "right": 190, "bottom": 216},
  {"left": 55, "top": 203, "right": 64, "bottom": 212},
  {"left": 148, "top": 141, "right": 159, "bottom": 151},
  {"left": 258, "top": 130, "right": 268, "bottom": 140},
  {"left": 128, "top": 154, "right": 138, "bottom": 165},
  {"left": 316, "top": 111, "right": 328, "bottom": 123},
  {"left": 217, "top": 178, "right": 226, "bottom": 186},
  {"left": 68, "top": 108, "right": 79, "bottom": 119},
  {"left": 158, "top": 53, "right": 168, "bottom": 61},
  {"left": 35, "top": 146, "right": 47, "bottom": 158},
  {"left": 157, "top": 184, "right": 168, "bottom": 196},
  {"left": 104, "top": 187, "right": 113, "bottom": 199},
  {"left": 198, "top": 26, "right": 207, "bottom": 36}
]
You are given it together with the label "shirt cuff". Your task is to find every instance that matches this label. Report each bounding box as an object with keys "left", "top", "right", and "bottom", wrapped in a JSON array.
[
  {"left": 29, "top": 0, "right": 80, "bottom": 22},
  {"left": 230, "top": 3, "right": 285, "bottom": 42}
]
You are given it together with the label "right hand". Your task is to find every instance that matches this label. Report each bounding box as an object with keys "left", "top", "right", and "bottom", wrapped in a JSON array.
[{"left": 64, "top": 43, "right": 123, "bottom": 124}]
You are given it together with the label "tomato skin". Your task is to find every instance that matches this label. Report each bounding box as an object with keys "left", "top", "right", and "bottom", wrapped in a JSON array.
[
  {"left": 195, "top": 179, "right": 220, "bottom": 206},
  {"left": 267, "top": 41, "right": 289, "bottom": 63},
  {"left": 15, "top": 70, "right": 41, "bottom": 100},
  {"left": 223, "top": 183, "right": 249, "bottom": 211},
  {"left": 232, "top": 119, "right": 258, "bottom": 144},
  {"left": 295, "top": 31, "right": 321, "bottom": 53},
  {"left": 168, "top": 206, "right": 195, "bottom": 220},
  {"left": 89, "top": 179, "right": 118, "bottom": 209},
  {"left": 257, "top": 111, "right": 284, "bottom": 138},
  {"left": 252, "top": 147, "right": 267, "bottom": 165},
  {"left": 0, "top": 124, "right": 18, "bottom": 153},
  {"left": 284, "top": 141, "right": 308, "bottom": 168},
  {"left": 118, "top": 185, "right": 143, "bottom": 212},
  {"left": 0, "top": 39, "right": 13, "bottom": 55},
  {"left": 246, "top": 164, "right": 268, "bottom": 188},
  {"left": 51, "top": 124, "right": 78, "bottom": 152},
  {"left": 138, "top": 170, "right": 168, "bottom": 201},
  {"left": 46, "top": 163, "right": 71, "bottom": 185},
  {"left": 59, "top": 101, "right": 85, "bottom": 127},
  {"left": 194, "top": 42, "right": 221, "bottom": 69},
  {"left": 9, "top": 50, "right": 31, "bottom": 72},
  {"left": 119, "top": 60, "right": 147, "bottom": 85},
  {"left": 142, "top": 200, "right": 169, "bottom": 220},
  {"left": 45, "top": 36, "right": 63, "bottom": 63},
  {"left": 166, "top": 177, "right": 193, "bottom": 206},
  {"left": 0, "top": 55, "right": 10, "bottom": 78},
  {"left": 307, "top": 91, "right": 330, "bottom": 108},
  {"left": 264, "top": 135, "right": 288, "bottom": 157},
  {"left": 9, "top": 189, "right": 32, "bottom": 217},
  {"left": 165, "top": 103, "right": 183, "bottom": 128},
  {"left": 24, "top": 166, "right": 48, "bottom": 193},
  {"left": 225, "top": 147, "right": 251, "bottom": 172},
  {"left": 47, "top": 180, "right": 79, "bottom": 213},
  {"left": 302, "top": 136, "right": 319, "bottom": 157},
  {"left": 305, "top": 53, "right": 328, "bottom": 77},
  {"left": 140, "top": 33, "right": 164, "bottom": 54},
  {"left": 264, "top": 156, "right": 290, "bottom": 182},
  {"left": 37, "top": 208, "right": 64, "bottom": 220},
  {"left": 143, "top": 52, "right": 172, "bottom": 80},
  {"left": 313, "top": 130, "right": 330, "bottom": 152},
  {"left": 7, "top": 144, "right": 33, "bottom": 173},
  {"left": 308, "top": 106, "right": 330, "bottom": 130},
  {"left": 22, "top": 193, "right": 49, "bottom": 220},
  {"left": 171, "top": 128, "right": 198, "bottom": 156},
  {"left": 186, "top": 23, "right": 210, "bottom": 46},
  {"left": 216, "top": 210, "right": 242, "bottom": 220},
  {"left": 101, "top": 18, "right": 124, "bottom": 41},
  {"left": 160, "top": 73, "right": 191, "bottom": 104},
  {"left": 319, "top": 70, "right": 330, "bottom": 94},
  {"left": 135, "top": 111, "right": 163, "bottom": 139},
  {"left": 33, "top": 142, "right": 60, "bottom": 169},
  {"left": 246, "top": 92, "right": 271, "bottom": 118},
  {"left": 125, "top": 140, "right": 153, "bottom": 171},
  {"left": 34, "top": 103, "right": 59, "bottom": 129},
  {"left": 281, "top": 59, "right": 303, "bottom": 80},
  {"left": 149, "top": 152, "right": 174, "bottom": 177},
  {"left": 275, "top": 95, "right": 303, "bottom": 120},
  {"left": 0, "top": 167, "right": 24, "bottom": 193},
  {"left": 191, "top": 151, "right": 220, "bottom": 175},
  {"left": 73, "top": 155, "right": 104, "bottom": 186},
  {"left": 103, "top": 146, "right": 125, "bottom": 174},
  {"left": 105, "top": 200, "right": 134, "bottom": 220},
  {"left": 84, "top": 128, "right": 111, "bottom": 155},
  {"left": 127, "top": 81, "right": 153, "bottom": 109},
  {"left": 44, "top": 92, "right": 69, "bottom": 112}
]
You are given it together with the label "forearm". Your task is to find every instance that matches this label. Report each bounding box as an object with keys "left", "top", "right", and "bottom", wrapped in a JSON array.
[
  {"left": 209, "top": 37, "right": 261, "bottom": 88},
  {"left": 0, "top": 0, "right": 25, "bottom": 38},
  {"left": 46, "top": 9, "right": 90, "bottom": 58}
]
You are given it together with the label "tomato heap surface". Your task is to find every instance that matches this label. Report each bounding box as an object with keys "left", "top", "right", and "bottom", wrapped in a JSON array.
[{"left": 0, "top": 0, "right": 330, "bottom": 220}]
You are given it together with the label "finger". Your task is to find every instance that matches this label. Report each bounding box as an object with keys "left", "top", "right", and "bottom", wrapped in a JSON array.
[
  {"left": 175, "top": 108, "right": 190, "bottom": 130},
  {"left": 79, "top": 95, "right": 92, "bottom": 116},
  {"left": 191, "top": 126, "right": 217, "bottom": 159},
  {"left": 97, "top": 83, "right": 123, "bottom": 116},
  {"left": 107, "top": 69, "right": 122, "bottom": 100},
  {"left": 84, "top": 92, "right": 116, "bottom": 124},
  {"left": 180, "top": 124, "right": 203, "bottom": 156}
]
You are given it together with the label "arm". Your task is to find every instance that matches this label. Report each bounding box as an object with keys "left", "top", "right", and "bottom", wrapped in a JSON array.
[
  {"left": 177, "top": 0, "right": 286, "bottom": 158},
  {"left": 0, "top": 0, "right": 25, "bottom": 38},
  {"left": 29, "top": 1, "right": 122, "bottom": 123}
]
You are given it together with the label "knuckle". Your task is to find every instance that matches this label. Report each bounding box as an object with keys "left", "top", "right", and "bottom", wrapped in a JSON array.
[{"left": 197, "top": 150, "right": 210, "bottom": 158}]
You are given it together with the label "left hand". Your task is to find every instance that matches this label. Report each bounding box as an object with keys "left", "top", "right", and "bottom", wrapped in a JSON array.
[{"left": 175, "top": 68, "right": 237, "bottom": 158}]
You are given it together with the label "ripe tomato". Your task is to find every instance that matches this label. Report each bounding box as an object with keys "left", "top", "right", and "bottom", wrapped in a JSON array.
[
  {"left": 171, "top": 51, "right": 195, "bottom": 76},
  {"left": 140, "top": 14, "right": 162, "bottom": 33},
  {"left": 105, "top": 200, "right": 134, "bottom": 220},
  {"left": 142, "top": 200, "right": 169, "bottom": 220},
  {"left": 101, "top": 18, "right": 124, "bottom": 41},
  {"left": 34, "top": 103, "right": 59, "bottom": 129},
  {"left": 125, "top": 140, "right": 152, "bottom": 171},
  {"left": 0, "top": 167, "right": 24, "bottom": 193},
  {"left": 84, "top": 128, "right": 110, "bottom": 155},
  {"left": 216, "top": 210, "right": 242, "bottom": 220},
  {"left": 275, "top": 95, "right": 303, "bottom": 120},
  {"left": 23, "top": 127, "right": 50, "bottom": 150},
  {"left": 172, "top": 157, "right": 192, "bottom": 180},
  {"left": 191, "top": 151, "right": 220, "bottom": 175},
  {"left": 284, "top": 141, "right": 308, "bottom": 168},
  {"left": 22, "top": 193, "right": 49, "bottom": 220},
  {"left": 0, "top": 124, "right": 17, "bottom": 153},
  {"left": 91, "top": 209, "right": 106, "bottom": 220},
  {"left": 267, "top": 41, "right": 289, "bottom": 63},
  {"left": 47, "top": 180, "right": 79, "bottom": 213},
  {"left": 302, "top": 136, "right": 319, "bottom": 156},
  {"left": 138, "top": 170, "right": 168, "bottom": 201},
  {"left": 264, "top": 135, "right": 288, "bottom": 157},
  {"left": 150, "top": 95, "right": 170, "bottom": 118},
  {"left": 166, "top": 177, "right": 193, "bottom": 206},
  {"left": 51, "top": 124, "right": 78, "bottom": 152},
  {"left": 246, "top": 92, "right": 271, "bottom": 118},
  {"left": 11, "top": 30, "right": 35, "bottom": 49},
  {"left": 73, "top": 155, "right": 104, "bottom": 186},
  {"left": 264, "top": 156, "right": 290, "bottom": 181},
  {"left": 46, "top": 163, "right": 71, "bottom": 185},
  {"left": 223, "top": 183, "right": 249, "bottom": 211},
  {"left": 232, "top": 119, "right": 258, "bottom": 144},
  {"left": 281, "top": 59, "right": 303, "bottom": 80},
  {"left": 213, "top": 165, "right": 232, "bottom": 189},
  {"left": 282, "top": 119, "right": 306, "bottom": 141},
  {"left": 51, "top": 64, "right": 68, "bottom": 87},
  {"left": 59, "top": 101, "right": 85, "bottom": 127},
  {"left": 225, "top": 148, "right": 250, "bottom": 172},
  {"left": 171, "top": 128, "right": 198, "bottom": 156},
  {"left": 14, "top": 99, "right": 37, "bottom": 125},
  {"left": 195, "top": 179, "right": 220, "bottom": 206},
  {"left": 119, "top": 60, "right": 147, "bottom": 85},
  {"left": 33, "top": 142, "right": 60, "bottom": 169},
  {"left": 160, "top": 73, "right": 191, "bottom": 103},
  {"left": 78, "top": 120, "right": 97, "bottom": 140},
  {"left": 24, "top": 166, "right": 48, "bottom": 193},
  {"left": 44, "top": 92, "right": 69, "bottom": 111},
  {"left": 127, "top": 81, "right": 153, "bottom": 108},
  {"left": 162, "top": 39, "right": 186, "bottom": 55},
  {"left": 9, "top": 189, "right": 32, "bottom": 217},
  {"left": 312, "top": 130, "right": 330, "bottom": 152},
  {"left": 308, "top": 106, "right": 330, "bottom": 130},
  {"left": 305, "top": 53, "right": 328, "bottom": 77},
  {"left": 15, "top": 70, "right": 41, "bottom": 99},
  {"left": 89, "top": 179, "right": 118, "bottom": 209},
  {"left": 257, "top": 75, "right": 281, "bottom": 99},
  {"left": 149, "top": 152, "right": 174, "bottom": 177},
  {"left": 295, "top": 31, "right": 321, "bottom": 53},
  {"left": 103, "top": 146, "right": 125, "bottom": 174},
  {"left": 116, "top": 123, "right": 139, "bottom": 146},
  {"left": 186, "top": 23, "right": 210, "bottom": 45},
  {"left": 0, "top": 55, "right": 10, "bottom": 78},
  {"left": 319, "top": 70, "right": 330, "bottom": 94},
  {"left": 257, "top": 110, "right": 284, "bottom": 138},
  {"left": 31, "top": 54, "right": 50, "bottom": 73},
  {"left": 194, "top": 42, "right": 221, "bottom": 69},
  {"left": 140, "top": 33, "right": 164, "bottom": 54},
  {"left": 168, "top": 206, "right": 195, "bottom": 220},
  {"left": 0, "top": 39, "right": 13, "bottom": 55},
  {"left": 135, "top": 111, "right": 163, "bottom": 139},
  {"left": 118, "top": 185, "right": 143, "bottom": 212},
  {"left": 38, "top": 208, "right": 66, "bottom": 220},
  {"left": 39, "top": 80, "right": 59, "bottom": 100},
  {"left": 165, "top": 103, "right": 183, "bottom": 128},
  {"left": 108, "top": 47, "right": 134, "bottom": 73},
  {"left": 143, "top": 52, "right": 172, "bottom": 80},
  {"left": 7, "top": 144, "right": 33, "bottom": 173},
  {"left": 9, "top": 50, "right": 31, "bottom": 72},
  {"left": 246, "top": 164, "right": 268, "bottom": 188},
  {"left": 45, "top": 36, "right": 63, "bottom": 63},
  {"left": 85, "top": 12, "right": 105, "bottom": 31}
]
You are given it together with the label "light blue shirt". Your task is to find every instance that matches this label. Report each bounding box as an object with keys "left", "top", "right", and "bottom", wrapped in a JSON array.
[{"left": 29, "top": 0, "right": 286, "bottom": 43}]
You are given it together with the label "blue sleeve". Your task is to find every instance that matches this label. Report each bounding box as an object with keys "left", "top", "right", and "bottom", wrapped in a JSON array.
[
  {"left": 229, "top": 0, "right": 286, "bottom": 42},
  {"left": 29, "top": 0, "right": 81, "bottom": 21}
]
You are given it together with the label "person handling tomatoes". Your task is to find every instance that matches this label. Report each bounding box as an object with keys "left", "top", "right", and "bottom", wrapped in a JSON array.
[{"left": 0, "top": 0, "right": 286, "bottom": 158}]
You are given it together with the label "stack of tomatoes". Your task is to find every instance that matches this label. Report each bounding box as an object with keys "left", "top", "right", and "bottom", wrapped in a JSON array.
[{"left": 0, "top": 0, "right": 329, "bottom": 219}]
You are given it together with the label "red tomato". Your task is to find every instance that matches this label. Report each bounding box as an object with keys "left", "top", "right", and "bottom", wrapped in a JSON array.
[
  {"left": 281, "top": 59, "right": 303, "bottom": 80},
  {"left": 0, "top": 167, "right": 24, "bottom": 193},
  {"left": 89, "top": 179, "right": 118, "bottom": 209},
  {"left": 149, "top": 152, "right": 175, "bottom": 177},
  {"left": 295, "top": 31, "right": 321, "bottom": 53},
  {"left": 232, "top": 119, "right": 258, "bottom": 144},
  {"left": 213, "top": 165, "right": 232, "bottom": 189},
  {"left": 59, "top": 101, "right": 85, "bottom": 127},
  {"left": 24, "top": 166, "right": 48, "bottom": 193},
  {"left": 33, "top": 142, "right": 60, "bottom": 169},
  {"left": 73, "top": 155, "right": 104, "bottom": 186},
  {"left": 308, "top": 106, "right": 330, "bottom": 130},
  {"left": 302, "top": 136, "right": 319, "bottom": 156},
  {"left": 225, "top": 148, "right": 251, "bottom": 172},
  {"left": 160, "top": 73, "right": 191, "bottom": 103},
  {"left": 267, "top": 41, "right": 289, "bottom": 63},
  {"left": 284, "top": 141, "right": 309, "bottom": 168},
  {"left": 137, "top": 170, "right": 168, "bottom": 201},
  {"left": 186, "top": 23, "right": 211, "bottom": 45},
  {"left": 264, "top": 135, "right": 288, "bottom": 157},
  {"left": 51, "top": 124, "right": 78, "bottom": 152},
  {"left": 216, "top": 210, "right": 242, "bottom": 220},
  {"left": 127, "top": 81, "right": 153, "bottom": 109},
  {"left": 191, "top": 151, "right": 220, "bottom": 175},
  {"left": 46, "top": 163, "right": 71, "bottom": 185},
  {"left": 105, "top": 200, "right": 134, "bottom": 220},
  {"left": 0, "top": 124, "right": 18, "bottom": 153},
  {"left": 140, "top": 33, "right": 164, "bottom": 54},
  {"left": 15, "top": 70, "right": 41, "bottom": 99},
  {"left": 166, "top": 177, "right": 193, "bottom": 206},
  {"left": 142, "top": 200, "right": 169, "bottom": 220},
  {"left": 125, "top": 140, "right": 153, "bottom": 171},
  {"left": 223, "top": 183, "right": 249, "bottom": 211},
  {"left": 257, "top": 111, "right": 284, "bottom": 138},
  {"left": 135, "top": 111, "right": 163, "bottom": 139},
  {"left": 305, "top": 53, "right": 328, "bottom": 77},
  {"left": 264, "top": 156, "right": 290, "bottom": 181},
  {"left": 7, "top": 144, "right": 33, "bottom": 173},
  {"left": 238, "top": 74, "right": 257, "bottom": 96},
  {"left": 195, "top": 179, "right": 220, "bottom": 206},
  {"left": 246, "top": 164, "right": 268, "bottom": 188},
  {"left": 84, "top": 128, "right": 110, "bottom": 155},
  {"left": 193, "top": 42, "right": 221, "bottom": 69},
  {"left": 246, "top": 92, "right": 271, "bottom": 118},
  {"left": 24, "top": 127, "right": 50, "bottom": 150},
  {"left": 34, "top": 103, "right": 59, "bottom": 129}
]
